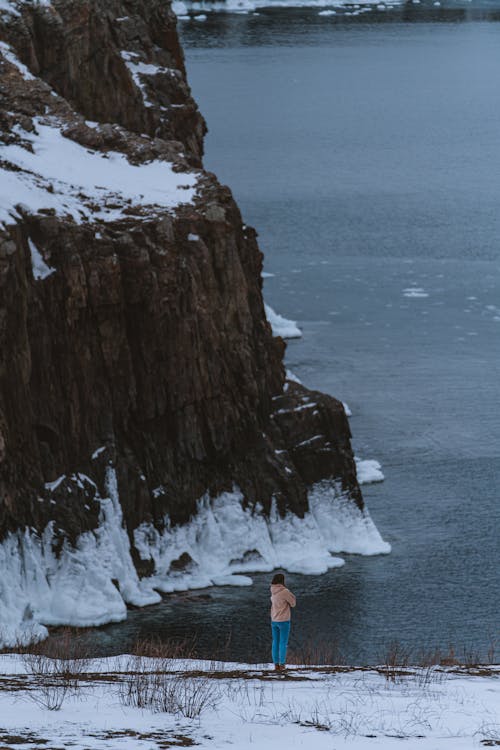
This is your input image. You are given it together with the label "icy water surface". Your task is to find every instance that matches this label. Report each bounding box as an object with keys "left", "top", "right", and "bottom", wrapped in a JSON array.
[{"left": 81, "top": 10, "right": 499, "bottom": 664}]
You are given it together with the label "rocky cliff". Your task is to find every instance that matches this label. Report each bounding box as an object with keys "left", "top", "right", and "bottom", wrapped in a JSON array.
[{"left": 0, "top": 0, "right": 388, "bottom": 645}]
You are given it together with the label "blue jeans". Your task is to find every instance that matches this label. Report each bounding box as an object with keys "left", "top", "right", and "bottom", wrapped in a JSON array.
[{"left": 271, "top": 620, "right": 291, "bottom": 665}]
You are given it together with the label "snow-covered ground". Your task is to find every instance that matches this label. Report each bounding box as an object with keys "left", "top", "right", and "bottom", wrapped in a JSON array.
[{"left": 0, "top": 654, "right": 497, "bottom": 749}]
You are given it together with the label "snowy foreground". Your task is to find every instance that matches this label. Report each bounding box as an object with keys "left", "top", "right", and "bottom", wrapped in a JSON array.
[{"left": 0, "top": 655, "right": 497, "bottom": 749}]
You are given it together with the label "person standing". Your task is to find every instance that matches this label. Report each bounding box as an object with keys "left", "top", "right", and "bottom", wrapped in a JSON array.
[{"left": 270, "top": 572, "right": 296, "bottom": 671}]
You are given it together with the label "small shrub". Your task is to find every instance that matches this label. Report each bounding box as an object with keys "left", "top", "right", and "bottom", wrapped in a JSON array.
[
  {"left": 21, "top": 627, "right": 92, "bottom": 710},
  {"left": 379, "top": 640, "right": 412, "bottom": 682},
  {"left": 119, "top": 668, "right": 220, "bottom": 717},
  {"left": 487, "top": 635, "right": 497, "bottom": 665}
]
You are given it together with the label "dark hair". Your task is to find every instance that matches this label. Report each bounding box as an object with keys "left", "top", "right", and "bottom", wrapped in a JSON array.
[{"left": 272, "top": 573, "right": 285, "bottom": 585}]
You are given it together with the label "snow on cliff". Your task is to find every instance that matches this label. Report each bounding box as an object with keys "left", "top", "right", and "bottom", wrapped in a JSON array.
[{"left": 0, "top": 118, "right": 198, "bottom": 230}]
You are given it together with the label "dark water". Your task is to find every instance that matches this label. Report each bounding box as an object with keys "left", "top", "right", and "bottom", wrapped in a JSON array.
[{"left": 80, "top": 9, "right": 499, "bottom": 665}]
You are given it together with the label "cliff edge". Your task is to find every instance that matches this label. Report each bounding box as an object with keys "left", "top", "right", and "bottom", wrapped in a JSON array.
[{"left": 0, "top": 0, "right": 389, "bottom": 646}]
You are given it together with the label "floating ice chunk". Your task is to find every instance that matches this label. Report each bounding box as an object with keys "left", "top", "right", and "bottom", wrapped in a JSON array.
[
  {"left": 194, "top": 13, "right": 208, "bottom": 19},
  {"left": 262, "top": 271, "right": 275, "bottom": 278},
  {"left": 265, "top": 303, "right": 302, "bottom": 339},
  {"left": 173, "top": 0, "right": 188, "bottom": 14},
  {"left": 318, "top": 9, "right": 336, "bottom": 14},
  {"left": 355, "top": 457, "right": 384, "bottom": 484},
  {"left": 403, "top": 287, "right": 429, "bottom": 298}
]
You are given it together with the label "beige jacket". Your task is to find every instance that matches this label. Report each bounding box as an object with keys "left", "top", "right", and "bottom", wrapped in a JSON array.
[{"left": 270, "top": 583, "right": 296, "bottom": 622}]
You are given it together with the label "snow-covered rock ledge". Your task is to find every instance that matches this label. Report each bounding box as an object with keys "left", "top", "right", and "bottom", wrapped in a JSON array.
[
  {"left": 0, "top": 468, "right": 389, "bottom": 649},
  {"left": 0, "top": 116, "right": 199, "bottom": 230}
]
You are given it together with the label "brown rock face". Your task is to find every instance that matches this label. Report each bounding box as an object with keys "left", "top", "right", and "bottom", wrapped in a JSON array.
[
  {"left": 0, "top": 0, "right": 362, "bottom": 552},
  {"left": 3, "top": 0, "right": 206, "bottom": 164}
]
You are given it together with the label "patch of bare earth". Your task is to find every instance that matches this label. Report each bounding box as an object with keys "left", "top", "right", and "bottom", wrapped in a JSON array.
[{"left": 88, "top": 730, "right": 196, "bottom": 748}]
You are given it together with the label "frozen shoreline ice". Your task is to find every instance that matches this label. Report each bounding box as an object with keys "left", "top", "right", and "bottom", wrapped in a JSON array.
[
  {"left": 265, "top": 303, "right": 302, "bottom": 338},
  {"left": 0, "top": 472, "right": 389, "bottom": 649}
]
